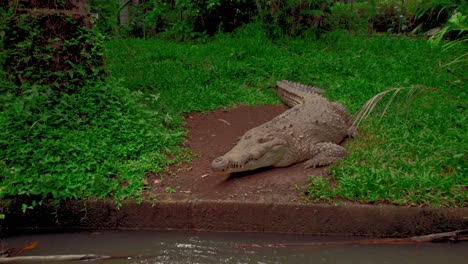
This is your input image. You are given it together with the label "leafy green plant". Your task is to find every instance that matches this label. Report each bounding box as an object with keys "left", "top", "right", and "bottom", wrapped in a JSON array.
[
  {"left": 305, "top": 176, "right": 335, "bottom": 202},
  {"left": 414, "top": 0, "right": 463, "bottom": 30},
  {"left": 254, "top": 0, "right": 335, "bottom": 37},
  {"left": 165, "top": 187, "right": 176, "bottom": 193},
  {"left": 415, "top": 0, "right": 460, "bottom": 21},
  {"left": 429, "top": 9, "right": 467, "bottom": 67},
  {"left": 89, "top": 0, "right": 121, "bottom": 36},
  {"left": 327, "top": 0, "right": 415, "bottom": 34},
  {"left": 0, "top": 80, "right": 187, "bottom": 209},
  {"left": 90, "top": 0, "right": 256, "bottom": 39},
  {"left": 326, "top": 2, "right": 369, "bottom": 32},
  {"left": 0, "top": 4, "right": 14, "bottom": 84},
  {"left": 2, "top": 10, "right": 105, "bottom": 91}
]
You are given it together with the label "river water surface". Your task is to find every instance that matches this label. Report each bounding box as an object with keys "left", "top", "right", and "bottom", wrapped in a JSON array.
[{"left": 4, "top": 231, "right": 468, "bottom": 264}]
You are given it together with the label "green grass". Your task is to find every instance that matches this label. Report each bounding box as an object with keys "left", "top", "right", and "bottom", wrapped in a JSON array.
[
  {"left": 1, "top": 24, "right": 466, "bottom": 208},
  {"left": 106, "top": 25, "right": 466, "bottom": 207}
]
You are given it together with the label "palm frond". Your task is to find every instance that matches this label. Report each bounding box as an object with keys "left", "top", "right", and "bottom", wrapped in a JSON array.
[{"left": 352, "top": 86, "right": 467, "bottom": 128}]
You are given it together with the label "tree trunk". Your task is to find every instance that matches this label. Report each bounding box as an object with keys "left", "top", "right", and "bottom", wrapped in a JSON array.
[
  {"left": 120, "top": 0, "right": 130, "bottom": 26},
  {"left": 311, "top": 0, "right": 334, "bottom": 29}
]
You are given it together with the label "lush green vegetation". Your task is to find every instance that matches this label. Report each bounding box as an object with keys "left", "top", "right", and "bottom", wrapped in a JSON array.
[
  {"left": 91, "top": 0, "right": 466, "bottom": 40},
  {"left": 1, "top": 80, "right": 189, "bottom": 210},
  {"left": 105, "top": 26, "right": 466, "bottom": 207},
  {"left": 2, "top": 28, "right": 467, "bottom": 209},
  {"left": 1, "top": 0, "right": 466, "bottom": 210},
  {"left": 0, "top": 2, "right": 186, "bottom": 210}
]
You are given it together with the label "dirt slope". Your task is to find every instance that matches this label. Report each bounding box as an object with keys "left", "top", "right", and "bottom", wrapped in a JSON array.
[{"left": 147, "top": 104, "right": 327, "bottom": 203}]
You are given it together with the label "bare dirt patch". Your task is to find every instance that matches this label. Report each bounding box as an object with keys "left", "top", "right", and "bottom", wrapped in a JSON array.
[{"left": 146, "top": 104, "right": 327, "bottom": 203}]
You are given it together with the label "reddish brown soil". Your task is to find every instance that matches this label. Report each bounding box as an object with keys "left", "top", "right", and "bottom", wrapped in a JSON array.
[{"left": 147, "top": 104, "right": 327, "bottom": 203}]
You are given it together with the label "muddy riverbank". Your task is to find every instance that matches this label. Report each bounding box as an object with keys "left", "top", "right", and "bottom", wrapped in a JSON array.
[{"left": 3, "top": 105, "right": 467, "bottom": 237}]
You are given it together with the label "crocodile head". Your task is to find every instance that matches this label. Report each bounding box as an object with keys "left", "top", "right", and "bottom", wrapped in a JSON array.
[{"left": 211, "top": 131, "right": 288, "bottom": 173}]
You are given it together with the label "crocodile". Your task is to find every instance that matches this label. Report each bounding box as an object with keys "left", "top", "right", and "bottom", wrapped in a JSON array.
[{"left": 211, "top": 80, "right": 357, "bottom": 173}]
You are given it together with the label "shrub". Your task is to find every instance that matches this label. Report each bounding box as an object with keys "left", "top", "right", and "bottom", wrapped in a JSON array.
[
  {"left": 0, "top": 80, "right": 186, "bottom": 208},
  {"left": 2, "top": 2, "right": 105, "bottom": 92},
  {"left": 0, "top": 1, "right": 186, "bottom": 209}
]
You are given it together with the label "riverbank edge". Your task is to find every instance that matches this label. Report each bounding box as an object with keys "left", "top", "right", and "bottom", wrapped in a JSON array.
[{"left": 3, "top": 198, "right": 467, "bottom": 237}]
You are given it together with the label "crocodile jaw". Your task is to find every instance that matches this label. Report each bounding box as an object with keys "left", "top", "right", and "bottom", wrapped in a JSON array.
[{"left": 211, "top": 137, "right": 288, "bottom": 173}]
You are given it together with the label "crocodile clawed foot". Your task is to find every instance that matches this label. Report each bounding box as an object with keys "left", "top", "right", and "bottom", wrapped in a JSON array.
[
  {"left": 305, "top": 143, "right": 348, "bottom": 168},
  {"left": 304, "top": 158, "right": 332, "bottom": 168}
]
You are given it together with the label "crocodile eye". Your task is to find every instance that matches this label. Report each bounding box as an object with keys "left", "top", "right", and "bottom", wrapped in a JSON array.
[
  {"left": 271, "top": 145, "right": 282, "bottom": 151},
  {"left": 257, "top": 137, "right": 272, "bottom": 143}
]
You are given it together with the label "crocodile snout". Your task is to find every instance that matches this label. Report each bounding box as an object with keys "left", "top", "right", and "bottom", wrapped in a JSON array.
[{"left": 211, "top": 156, "right": 228, "bottom": 172}]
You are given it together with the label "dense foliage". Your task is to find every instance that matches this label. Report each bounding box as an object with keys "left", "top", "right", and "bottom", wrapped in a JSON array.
[
  {"left": 1, "top": 80, "right": 186, "bottom": 210},
  {"left": 90, "top": 0, "right": 467, "bottom": 39},
  {"left": 0, "top": 1, "right": 184, "bottom": 210},
  {"left": 1, "top": 1, "right": 105, "bottom": 91}
]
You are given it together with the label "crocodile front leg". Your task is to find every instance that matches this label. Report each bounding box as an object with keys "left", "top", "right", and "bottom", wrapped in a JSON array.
[{"left": 304, "top": 142, "right": 347, "bottom": 168}]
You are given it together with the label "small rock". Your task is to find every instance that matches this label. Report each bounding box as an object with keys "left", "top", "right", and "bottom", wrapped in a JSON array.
[
  {"left": 153, "top": 179, "right": 162, "bottom": 185},
  {"left": 141, "top": 179, "right": 149, "bottom": 186}
]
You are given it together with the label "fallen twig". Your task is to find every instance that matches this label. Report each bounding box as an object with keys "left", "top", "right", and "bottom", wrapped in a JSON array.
[
  {"left": 217, "top": 119, "right": 231, "bottom": 126},
  {"left": 235, "top": 229, "right": 468, "bottom": 248},
  {"left": 0, "top": 254, "right": 110, "bottom": 263}
]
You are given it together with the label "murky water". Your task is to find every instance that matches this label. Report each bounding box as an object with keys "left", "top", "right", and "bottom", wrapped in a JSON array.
[{"left": 3, "top": 231, "right": 467, "bottom": 264}]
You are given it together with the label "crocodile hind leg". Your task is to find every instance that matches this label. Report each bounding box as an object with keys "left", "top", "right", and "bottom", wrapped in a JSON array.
[{"left": 304, "top": 142, "right": 347, "bottom": 168}]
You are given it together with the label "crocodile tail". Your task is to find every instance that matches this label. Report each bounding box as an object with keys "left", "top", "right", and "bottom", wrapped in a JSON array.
[
  {"left": 347, "top": 126, "right": 359, "bottom": 138},
  {"left": 277, "top": 80, "right": 326, "bottom": 95},
  {"left": 276, "top": 80, "right": 326, "bottom": 108},
  {"left": 275, "top": 86, "right": 303, "bottom": 107}
]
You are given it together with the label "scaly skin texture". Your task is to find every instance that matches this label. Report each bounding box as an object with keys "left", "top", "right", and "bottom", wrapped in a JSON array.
[{"left": 211, "top": 80, "right": 357, "bottom": 173}]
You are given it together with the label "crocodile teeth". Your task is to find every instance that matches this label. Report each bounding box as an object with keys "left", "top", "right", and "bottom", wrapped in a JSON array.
[{"left": 228, "top": 157, "right": 258, "bottom": 170}]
